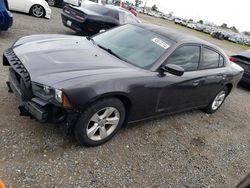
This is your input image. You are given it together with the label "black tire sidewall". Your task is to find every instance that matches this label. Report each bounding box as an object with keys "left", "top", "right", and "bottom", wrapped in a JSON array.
[{"left": 74, "top": 98, "right": 126, "bottom": 147}]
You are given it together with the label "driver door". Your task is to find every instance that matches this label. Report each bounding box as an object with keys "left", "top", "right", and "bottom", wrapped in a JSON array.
[{"left": 157, "top": 45, "right": 205, "bottom": 113}]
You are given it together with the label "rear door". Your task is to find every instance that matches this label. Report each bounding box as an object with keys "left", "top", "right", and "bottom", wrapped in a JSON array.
[{"left": 195, "top": 46, "right": 228, "bottom": 105}]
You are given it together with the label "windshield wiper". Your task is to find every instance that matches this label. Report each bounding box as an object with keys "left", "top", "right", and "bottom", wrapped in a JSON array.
[
  {"left": 97, "top": 44, "right": 128, "bottom": 62},
  {"left": 86, "top": 36, "right": 95, "bottom": 44},
  {"left": 87, "top": 37, "right": 128, "bottom": 63}
]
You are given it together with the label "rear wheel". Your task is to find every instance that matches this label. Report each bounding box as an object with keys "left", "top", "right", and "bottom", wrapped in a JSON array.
[
  {"left": 30, "top": 4, "right": 45, "bottom": 18},
  {"left": 74, "top": 98, "right": 126, "bottom": 146},
  {"left": 203, "top": 87, "right": 228, "bottom": 114}
]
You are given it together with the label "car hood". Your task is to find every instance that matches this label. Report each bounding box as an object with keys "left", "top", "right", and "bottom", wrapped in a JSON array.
[{"left": 12, "top": 35, "right": 133, "bottom": 87}]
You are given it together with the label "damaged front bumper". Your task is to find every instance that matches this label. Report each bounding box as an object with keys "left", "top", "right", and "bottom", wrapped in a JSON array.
[
  {"left": 3, "top": 48, "right": 79, "bottom": 127},
  {"left": 6, "top": 68, "right": 68, "bottom": 123}
]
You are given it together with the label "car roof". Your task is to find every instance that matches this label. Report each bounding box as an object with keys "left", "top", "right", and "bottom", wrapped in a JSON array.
[
  {"left": 104, "top": 5, "right": 132, "bottom": 14},
  {"left": 82, "top": 4, "right": 132, "bottom": 15},
  {"left": 135, "top": 23, "right": 221, "bottom": 49}
]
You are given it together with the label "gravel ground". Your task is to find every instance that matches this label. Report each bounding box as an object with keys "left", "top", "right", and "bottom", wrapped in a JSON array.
[{"left": 0, "top": 8, "right": 250, "bottom": 188}]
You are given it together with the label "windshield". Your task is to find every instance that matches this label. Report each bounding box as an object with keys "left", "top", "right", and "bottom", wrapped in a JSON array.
[{"left": 93, "top": 25, "right": 172, "bottom": 69}]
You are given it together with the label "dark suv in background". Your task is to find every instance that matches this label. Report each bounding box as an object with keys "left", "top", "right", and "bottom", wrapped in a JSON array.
[
  {"left": 0, "top": 0, "right": 13, "bottom": 31},
  {"left": 46, "top": 0, "right": 65, "bottom": 7}
]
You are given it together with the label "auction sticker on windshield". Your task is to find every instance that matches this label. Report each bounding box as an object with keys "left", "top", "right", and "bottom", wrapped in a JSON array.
[{"left": 152, "top": 38, "right": 170, "bottom": 49}]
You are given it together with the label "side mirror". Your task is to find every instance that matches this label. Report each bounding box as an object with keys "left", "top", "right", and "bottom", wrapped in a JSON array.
[{"left": 160, "top": 64, "right": 184, "bottom": 76}]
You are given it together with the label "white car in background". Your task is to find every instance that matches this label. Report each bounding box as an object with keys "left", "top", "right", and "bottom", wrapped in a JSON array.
[
  {"left": 8, "top": 0, "right": 51, "bottom": 18},
  {"left": 187, "top": 23, "right": 197, "bottom": 29}
]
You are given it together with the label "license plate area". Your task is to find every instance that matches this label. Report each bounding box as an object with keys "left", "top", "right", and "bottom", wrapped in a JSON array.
[{"left": 67, "top": 20, "right": 72, "bottom": 26}]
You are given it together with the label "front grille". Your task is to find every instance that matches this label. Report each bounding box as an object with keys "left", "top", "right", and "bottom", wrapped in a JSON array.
[
  {"left": 3, "top": 48, "right": 31, "bottom": 87},
  {"left": 3, "top": 48, "right": 33, "bottom": 101}
]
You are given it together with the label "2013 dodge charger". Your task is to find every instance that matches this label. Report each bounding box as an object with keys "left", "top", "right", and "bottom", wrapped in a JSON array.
[{"left": 3, "top": 24, "right": 244, "bottom": 146}]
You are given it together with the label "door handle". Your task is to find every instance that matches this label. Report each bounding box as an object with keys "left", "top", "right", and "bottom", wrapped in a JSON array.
[{"left": 216, "top": 73, "right": 227, "bottom": 80}]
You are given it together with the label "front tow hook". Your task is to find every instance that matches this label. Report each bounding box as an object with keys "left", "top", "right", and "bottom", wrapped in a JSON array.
[
  {"left": 18, "top": 105, "right": 30, "bottom": 116},
  {"left": 6, "top": 81, "right": 13, "bottom": 93}
]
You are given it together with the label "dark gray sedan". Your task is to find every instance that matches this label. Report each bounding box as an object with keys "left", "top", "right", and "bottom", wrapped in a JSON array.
[
  {"left": 3, "top": 24, "right": 244, "bottom": 146},
  {"left": 230, "top": 50, "right": 250, "bottom": 84}
]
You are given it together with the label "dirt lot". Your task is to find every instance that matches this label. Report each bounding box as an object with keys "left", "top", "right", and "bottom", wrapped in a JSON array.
[{"left": 0, "top": 8, "right": 250, "bottom": 188}]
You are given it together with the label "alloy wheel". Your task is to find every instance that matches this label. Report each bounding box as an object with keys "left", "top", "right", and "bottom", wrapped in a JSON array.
[
  {"left": 86, "top": 107, "right": 120, "bottom": 141},
  {"left": 211, "top": 90, "right": 226, "bottom": 111},
  {"left": 32, "top": 5, "right": 44, "bottom": 18}
]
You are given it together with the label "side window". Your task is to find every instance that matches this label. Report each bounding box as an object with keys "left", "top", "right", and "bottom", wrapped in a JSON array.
[
  {"left": 219, "top": 55, "right": 224, "bottom": 67},
  {"left": 166, "top": 45, "right": 200, "bottom": 71},
  {"left": 201, "top": 47, "right": 222, "bottom": 69}
]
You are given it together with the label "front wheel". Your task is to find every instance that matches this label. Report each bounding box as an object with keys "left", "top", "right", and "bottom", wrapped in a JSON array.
[
  {"left": 203, "top": 87, "right": 228, "bottom": 114},
  {"left": 74, "top": 98, "right": 126, "bottom": 146},
  {"left": 30, "top": 4, "right": 45, "bottom": 18}
]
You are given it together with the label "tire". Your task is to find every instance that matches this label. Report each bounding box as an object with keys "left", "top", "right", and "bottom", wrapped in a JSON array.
[
  {"left": 203, "top": 87, "right": 228, "bottom": 114},
  {"left": 47, "top": 0, "right": 56, "bottom": 6},
  {"left": 74, "top": 98, "right": 126, "bottom": 146},
  {"left": 30, "top": 4, "right": 45, "bottom": 18}
]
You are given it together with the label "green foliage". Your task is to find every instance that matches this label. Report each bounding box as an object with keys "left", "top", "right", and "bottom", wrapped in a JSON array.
[
  {"left": 221, "top": 23, "right": 228, "bottom": 28},
  {"left": 198, "top": 20, "right": 204, "bottom": 24}
]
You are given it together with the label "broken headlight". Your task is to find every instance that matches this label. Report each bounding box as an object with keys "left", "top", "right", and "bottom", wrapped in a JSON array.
[
  {"left": 32, "top": 82, "right": 66, "bottom": 105},
  {"left": 55, "top": 89, "right": 63, "bottom": 103},
  {"left": 31, "top": 82, "right": 55, "bottom": 101}
]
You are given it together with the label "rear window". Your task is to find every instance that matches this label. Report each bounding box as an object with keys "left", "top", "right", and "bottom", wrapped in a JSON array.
[
  {"left": 119, "top": 12, "right": 139, "bottom": 24},
  {"left": 86, "top": 5, "right": 119, "bottom": 19},
  {"left": 239, "top": 50, "right": 250, "bottom": 59}
]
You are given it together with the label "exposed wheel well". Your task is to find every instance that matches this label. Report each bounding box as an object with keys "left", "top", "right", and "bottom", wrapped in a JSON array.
[
  {"left": 225, "top": 83, "right": 233, "bottom": 95},
  {"left": 114, "top": 95, "right": 132, "bottom": 118},
  {"left": 89, "top": 95, "right": 132, "bottom": 125}
]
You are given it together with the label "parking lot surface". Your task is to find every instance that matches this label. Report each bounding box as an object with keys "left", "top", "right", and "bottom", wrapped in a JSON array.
[{"left": 0, "top": 8, "right": 250, "bottom": 188}]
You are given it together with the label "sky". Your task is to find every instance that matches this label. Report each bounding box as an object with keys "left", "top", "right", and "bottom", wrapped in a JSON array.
[{"left": 139, "top": 0, "right": 250, "bottom": 32}]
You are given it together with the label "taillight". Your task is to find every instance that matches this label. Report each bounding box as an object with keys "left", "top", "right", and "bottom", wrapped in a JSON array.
[
  {"left": 63, "top": 7, "right": 71, "bottom": 14},
  {"left": 75, "top": 15, "right": 85, "bottom": 21},
  {"left": 229, "top": 57, "right": 237, "bottom": 63}
]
